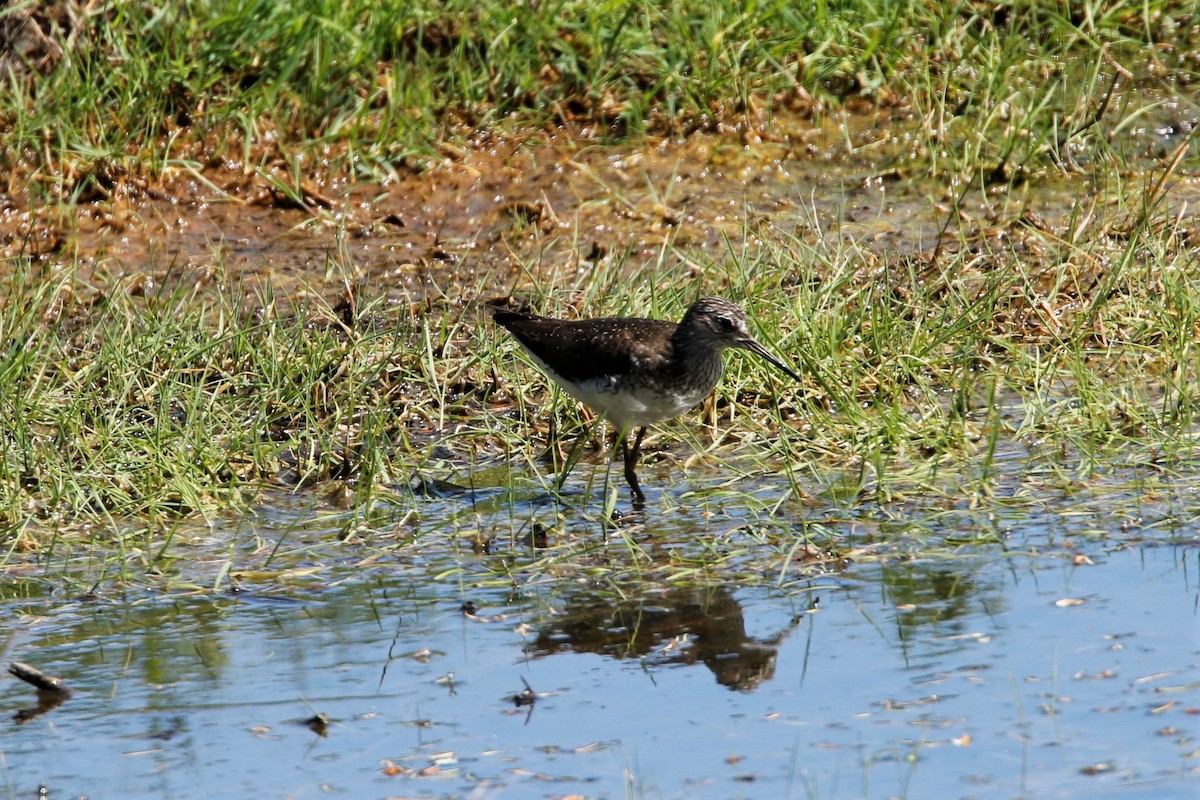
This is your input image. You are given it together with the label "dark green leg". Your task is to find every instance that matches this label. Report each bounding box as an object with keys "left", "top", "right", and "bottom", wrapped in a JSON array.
[{"left": 622, "top": 426, "right": 648, "bottom": 506}]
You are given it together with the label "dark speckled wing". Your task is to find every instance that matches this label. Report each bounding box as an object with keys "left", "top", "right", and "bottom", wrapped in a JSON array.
[{"left": 493, "top": 309, "right": 677, "bottom": 384}]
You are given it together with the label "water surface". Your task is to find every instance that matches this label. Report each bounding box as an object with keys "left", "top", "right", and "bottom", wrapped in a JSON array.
[{"left": 3, "top": 465, "right": 1197, "bottom": 799}]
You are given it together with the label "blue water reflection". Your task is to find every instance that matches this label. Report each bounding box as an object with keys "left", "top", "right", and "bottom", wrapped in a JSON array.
[{"left": 1, "top": 488, "right": 1197, "bottom": 799}]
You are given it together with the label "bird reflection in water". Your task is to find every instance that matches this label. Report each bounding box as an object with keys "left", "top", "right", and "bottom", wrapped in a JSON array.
[{"left": 527, "top": 585, "right": 810, "bottom": 691}]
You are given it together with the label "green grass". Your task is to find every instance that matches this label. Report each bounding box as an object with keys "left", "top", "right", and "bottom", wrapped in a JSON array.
[
  {"left": 3, "top": 157, "right": 1200, "bottom": 537},
  {"left": 0, "top": 266, "right": 405, "bottom": 530},
  {"left": 2, "top": 0, "right": 1196, "bottom": 195},
  {"left": 1, "top": 0, "right": 1199, "bottom": 558}
]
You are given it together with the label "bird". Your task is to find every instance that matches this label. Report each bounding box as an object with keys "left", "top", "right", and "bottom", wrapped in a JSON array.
[{"left": 492, "top": 296, "right": 800, "bottom": 504}]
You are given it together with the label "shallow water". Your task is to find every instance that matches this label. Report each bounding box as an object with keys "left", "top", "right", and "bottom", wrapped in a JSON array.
[
  {"left": 4, "top": 43, "right": 1200, "bottom": 800},
  {"left": 2, "top": 462, "right": 1198, "bottom": 799}
]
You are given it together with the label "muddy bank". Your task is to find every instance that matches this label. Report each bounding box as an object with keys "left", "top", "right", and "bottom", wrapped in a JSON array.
[{"left": 5, "top": 106, "right": 1197, "bottom": 318}]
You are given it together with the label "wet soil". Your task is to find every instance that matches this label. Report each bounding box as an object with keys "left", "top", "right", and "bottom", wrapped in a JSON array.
[{"left": 6, "top": 106, "right": 1198, "bottom": 319}]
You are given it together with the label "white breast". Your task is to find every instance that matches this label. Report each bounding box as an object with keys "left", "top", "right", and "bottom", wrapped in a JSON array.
[{"left": 555, "top": 376, "right": 707, "bottom": 431}]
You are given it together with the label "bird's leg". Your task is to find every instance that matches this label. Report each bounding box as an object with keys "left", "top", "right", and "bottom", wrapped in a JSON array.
[{"left": 622, "top": 426, "right": 648, "bottom": 505}]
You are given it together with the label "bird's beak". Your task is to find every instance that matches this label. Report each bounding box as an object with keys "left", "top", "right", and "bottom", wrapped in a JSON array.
[{"left": 743, "top": 338, "right": 801, "bottom": 382}]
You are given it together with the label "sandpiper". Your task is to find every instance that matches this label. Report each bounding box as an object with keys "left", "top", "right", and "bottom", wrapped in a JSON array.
[{"left": 493, "top": 296, "right": 800, "bottom": 504}]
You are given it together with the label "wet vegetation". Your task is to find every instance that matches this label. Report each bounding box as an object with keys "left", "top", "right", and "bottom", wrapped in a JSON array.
[
  {"left": 2, "top": 5, "right": 1200, "bottom": 798},
  {"left": 0, "top": 1, "right": 1198, "bottom": 558}
]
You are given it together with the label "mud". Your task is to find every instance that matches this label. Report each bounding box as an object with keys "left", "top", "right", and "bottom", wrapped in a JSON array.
[{"left": 6, "top": 104, "right": 1197, "bottom": 317}]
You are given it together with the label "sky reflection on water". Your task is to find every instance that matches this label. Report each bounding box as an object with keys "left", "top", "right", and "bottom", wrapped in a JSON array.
[{"left": 1, "top": 482, "right": 1197, "bottom": 799}]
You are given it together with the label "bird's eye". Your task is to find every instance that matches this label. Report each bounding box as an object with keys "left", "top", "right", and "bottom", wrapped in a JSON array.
[{"left": 717, "top": 316, "right": 735, "bottom": 331}]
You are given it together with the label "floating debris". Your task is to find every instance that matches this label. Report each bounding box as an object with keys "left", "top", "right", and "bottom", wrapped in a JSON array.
[{"left": 8, "top": 661, "right": 73, "bottom": 724}]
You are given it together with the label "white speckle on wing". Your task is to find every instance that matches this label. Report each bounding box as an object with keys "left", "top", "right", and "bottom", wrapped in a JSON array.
[{"left": 512, "top": 333, "right": 719, "bottom": 432}]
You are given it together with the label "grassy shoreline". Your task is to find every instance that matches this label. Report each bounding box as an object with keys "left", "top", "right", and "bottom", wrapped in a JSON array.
[
  {"left": 1, "top": 1, "right": 1199, "bottom": 535},
  {"left": 3, "top": 193, "right": 1199, "bottom": 533}
]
